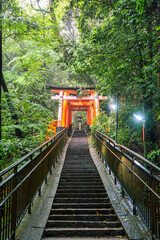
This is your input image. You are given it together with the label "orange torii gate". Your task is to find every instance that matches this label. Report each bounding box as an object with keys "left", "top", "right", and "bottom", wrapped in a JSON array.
[{"left": 47, "top": 86, "right": 107, "bottom": 131}]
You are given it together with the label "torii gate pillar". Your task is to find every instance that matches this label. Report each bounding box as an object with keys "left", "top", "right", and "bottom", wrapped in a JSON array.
[
  {"left": 49, "top": 86, "right": 107, "bottom": 132},
  {"left": 57, "top": 91, "right": 63, "bottom": 131}
]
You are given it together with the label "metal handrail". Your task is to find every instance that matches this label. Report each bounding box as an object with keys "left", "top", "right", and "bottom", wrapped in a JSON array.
[
  {"left": 94, "top": 130, "right": 160, "bottom": 239},
  {"left": 94, "top": 133, "right": 160, "bottom": 200},
  {"left": 96, "top": 130, "right": 116, "bottom": 145},
  {"left": 0, "top": 127, "right": 67, "bottom": 240},
  {"left": 0, "top": 128, "right": 66, "bottom": 178},
  {"left": 96, "top": 130, "right": 160, "bottom": 173},
  {"left": 0, "top": 131, "right": 66, "bottom": 207}
]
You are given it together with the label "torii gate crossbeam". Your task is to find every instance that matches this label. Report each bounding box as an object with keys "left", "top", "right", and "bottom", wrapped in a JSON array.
[{"left": 47, "top": 86, "right": 107, "bottom": 131}]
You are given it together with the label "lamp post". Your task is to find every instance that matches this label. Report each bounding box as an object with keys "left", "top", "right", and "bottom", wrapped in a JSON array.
[
  {"left": 111, "top": 94, "right": 119, "bottom": 143},
  {"left": 110, "top": 105, "right": 118, "bottom": 142},
  {"left": 134, "top": 114, "right": 147, "bottom": 159},
  {"left": 142, "top": 119, "right": 147, "bottom": 159},
  {"left": 115, "top": 95, "right": 119, "bottom": 143}
]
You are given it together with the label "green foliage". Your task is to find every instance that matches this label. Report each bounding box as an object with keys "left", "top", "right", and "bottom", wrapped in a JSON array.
[
  {"left": 91, "top": 112, "right": 114, "bottom": 136},
  {"left": 56, "top": 0, "right": 159, "bottom": 108},
  {"left": 1, "top": 1, "right": 59, "bottom": 169},
  {"left": 1, "top": 83, "right": 56, "bottom": 169},
  {"left": 65, "top": 0, "right": 160, "bottom": 158},
  {"left": 147, "top": 149, "right": 160, "bottom": 167},
  {"left": 1, "top": 0, "right": 160, "bottom": 169},
  {"left": 0, "top": 136, "right": 44, "bottom": 170},
  {"left": 91, "top": 107, "right": 144, "bottom": 153}
]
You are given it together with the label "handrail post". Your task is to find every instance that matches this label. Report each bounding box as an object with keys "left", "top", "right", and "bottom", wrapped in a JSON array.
[
  {"left": 28, "top": 204, "right": 31, "bottom": 214},
  {"left": 132, "top": 157, "right": 136, "bottom": 215},
  {"left": 11, "top": 166, "right": 18, "bottom": 240},
  {"left": 45, "top": 176, "right": 48, "bottom": 184},
  {"left": 121, "top": 188, "right": 125, "bottom": 198},
  {"left": 93, "top": 130, "right": 160, "bottom": 238},
  {"left": 133, "top": 205, "right": 137, "bottom": 215},
  {"left": 39, "top": 187, "right": 41, "bottom": 197},
  {"left": 114, "top": 177, "right": 117, "bottom": 185},
  {"left": 0, "top": 128, "right": 68, "bottom": 240}
]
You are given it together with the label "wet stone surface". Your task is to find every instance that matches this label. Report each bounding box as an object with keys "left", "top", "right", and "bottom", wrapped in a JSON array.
[
  {"left": 15, "top": 137, "right": 71, "bottom": 240},
  {"left": 89, "top": 137, "right": 152, "bottom": 240},
  {"left": 42, "top": 131, "right": 126, "bottom": 239},
  {"left": 15, "top": 132, "right": 152, "bottom": 240}
]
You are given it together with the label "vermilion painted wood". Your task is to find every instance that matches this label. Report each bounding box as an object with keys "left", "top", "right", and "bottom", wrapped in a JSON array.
[{"left": 50, "top": 87, "right": 107, "bottom": 129}]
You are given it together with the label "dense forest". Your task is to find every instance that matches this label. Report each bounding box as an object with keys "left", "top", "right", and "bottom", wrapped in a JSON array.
[{"left": 0, "top": 0, "right": 160, "bottom": 169}]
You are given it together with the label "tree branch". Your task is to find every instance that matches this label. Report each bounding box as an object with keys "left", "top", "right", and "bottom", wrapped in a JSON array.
[{"left": 29, "top": 0, "right": 49, "bottom": 13}]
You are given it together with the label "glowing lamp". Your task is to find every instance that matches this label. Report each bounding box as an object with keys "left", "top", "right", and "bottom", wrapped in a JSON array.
[
  {"left": 133, "top": 114, "right": 143, "bottom": 121},
  {"left": 111, "top": 104, "right": 117, "bottom": 110}
]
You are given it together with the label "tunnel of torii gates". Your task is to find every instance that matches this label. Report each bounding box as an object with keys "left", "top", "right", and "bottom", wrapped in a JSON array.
[{"left": 48, "top": 86, "right": 107, "bottom": 131}]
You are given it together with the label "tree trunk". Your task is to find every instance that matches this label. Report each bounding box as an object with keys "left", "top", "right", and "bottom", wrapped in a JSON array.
[
  {"left": 0, "top": 1, "right": 2, "bottom": 143},
  {"left": 48, "top": 1, "right": 95, "bottom": 86},
  {"left": 49, "top": 0, "right": 63, "bottom": 44},
  {"left": 157, "top": 2, "right": 160, "bottom": 86},
  {"left": 157, "top": 2, "right": 160, "bottom": 148},
  {"left": 2, "top": 75, "right": 23, "bottom": 138}
]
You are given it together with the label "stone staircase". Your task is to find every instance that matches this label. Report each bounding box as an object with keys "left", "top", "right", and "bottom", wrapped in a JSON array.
[{"left": 42, "top": 131, "right": 127, "bottom": 238}]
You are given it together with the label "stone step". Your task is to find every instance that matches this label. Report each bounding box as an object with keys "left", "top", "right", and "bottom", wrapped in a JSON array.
[
  {"left": 49, "top": 214, "right": 118, "bottom": 221},
  {"left": 52, "top": 203, "right": 111, "bottom": 209},
  {"left": 57, "top": 188, "right": 106, "bottom": 192},
  {"left": 62, "top": 167, "right": 97, "bottom": 170},
  {"left": 56, "top": 189, "right": 106, "bottom": 194},
  {"left": 53, "top": 198, "right": 109, "bottom": 203},
  {"left": 60, "top": 173, "right": 100, "bottom": 176},
  {"left": 66, "top": 151, "right": 90, "bottom": 155},
  {"left": 55, "top": 193, "right": 108, "bottom": 198},
  {"left": 63, "top": 166, "right": 96, "bottom": 169},
  {"left": 62, "top": 166, "right": 96, "bottom": 169},
  {"left": 58, "top": 181, "right": 103, "bottom": 185},
  {"left": 46, "top": 220, "right": 122, "bottom": 228},
  {"left": 50, "top": 208, "right": 114, "bottom": 215},
  {"left": 64, "top": 158, "right": 93, "bottom": 161},
  {"left": 64, "top": 157, "right": 93, "bottom": 160},
  {"left": 61, "top": 170, "right": 98, "bottom": 173},
  {"left": 63, "top": 163, "right": 94, "bottom": 165},
  {"left": 59, "top": 176, "right": 101, "bottom": 179},
  {"left": 57, "top": 185, "right": 104, "bottom": 189},
  {"left": 63, "top": 160, "right": 94, "bottom": 163},
  {"left": 42, "top": 131, "right": 126, "bottom": 239},
  {"left": 59, "top": 179, "right": 102, "bottom": 183},
  {"left": 61, "top": 169, "right": 98, "bottom": 173},
  {"left": 43, "top": 227, "right": 125, "bottom": 237},
  {"left": 60, "top": 176, "right": 101, "bottom": 180},
  {"left": 63, "top": 161, "right": 94, "bottom": 163},
  {"left": 63, "top": 164, "right": 94, "bottom": 166}
]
